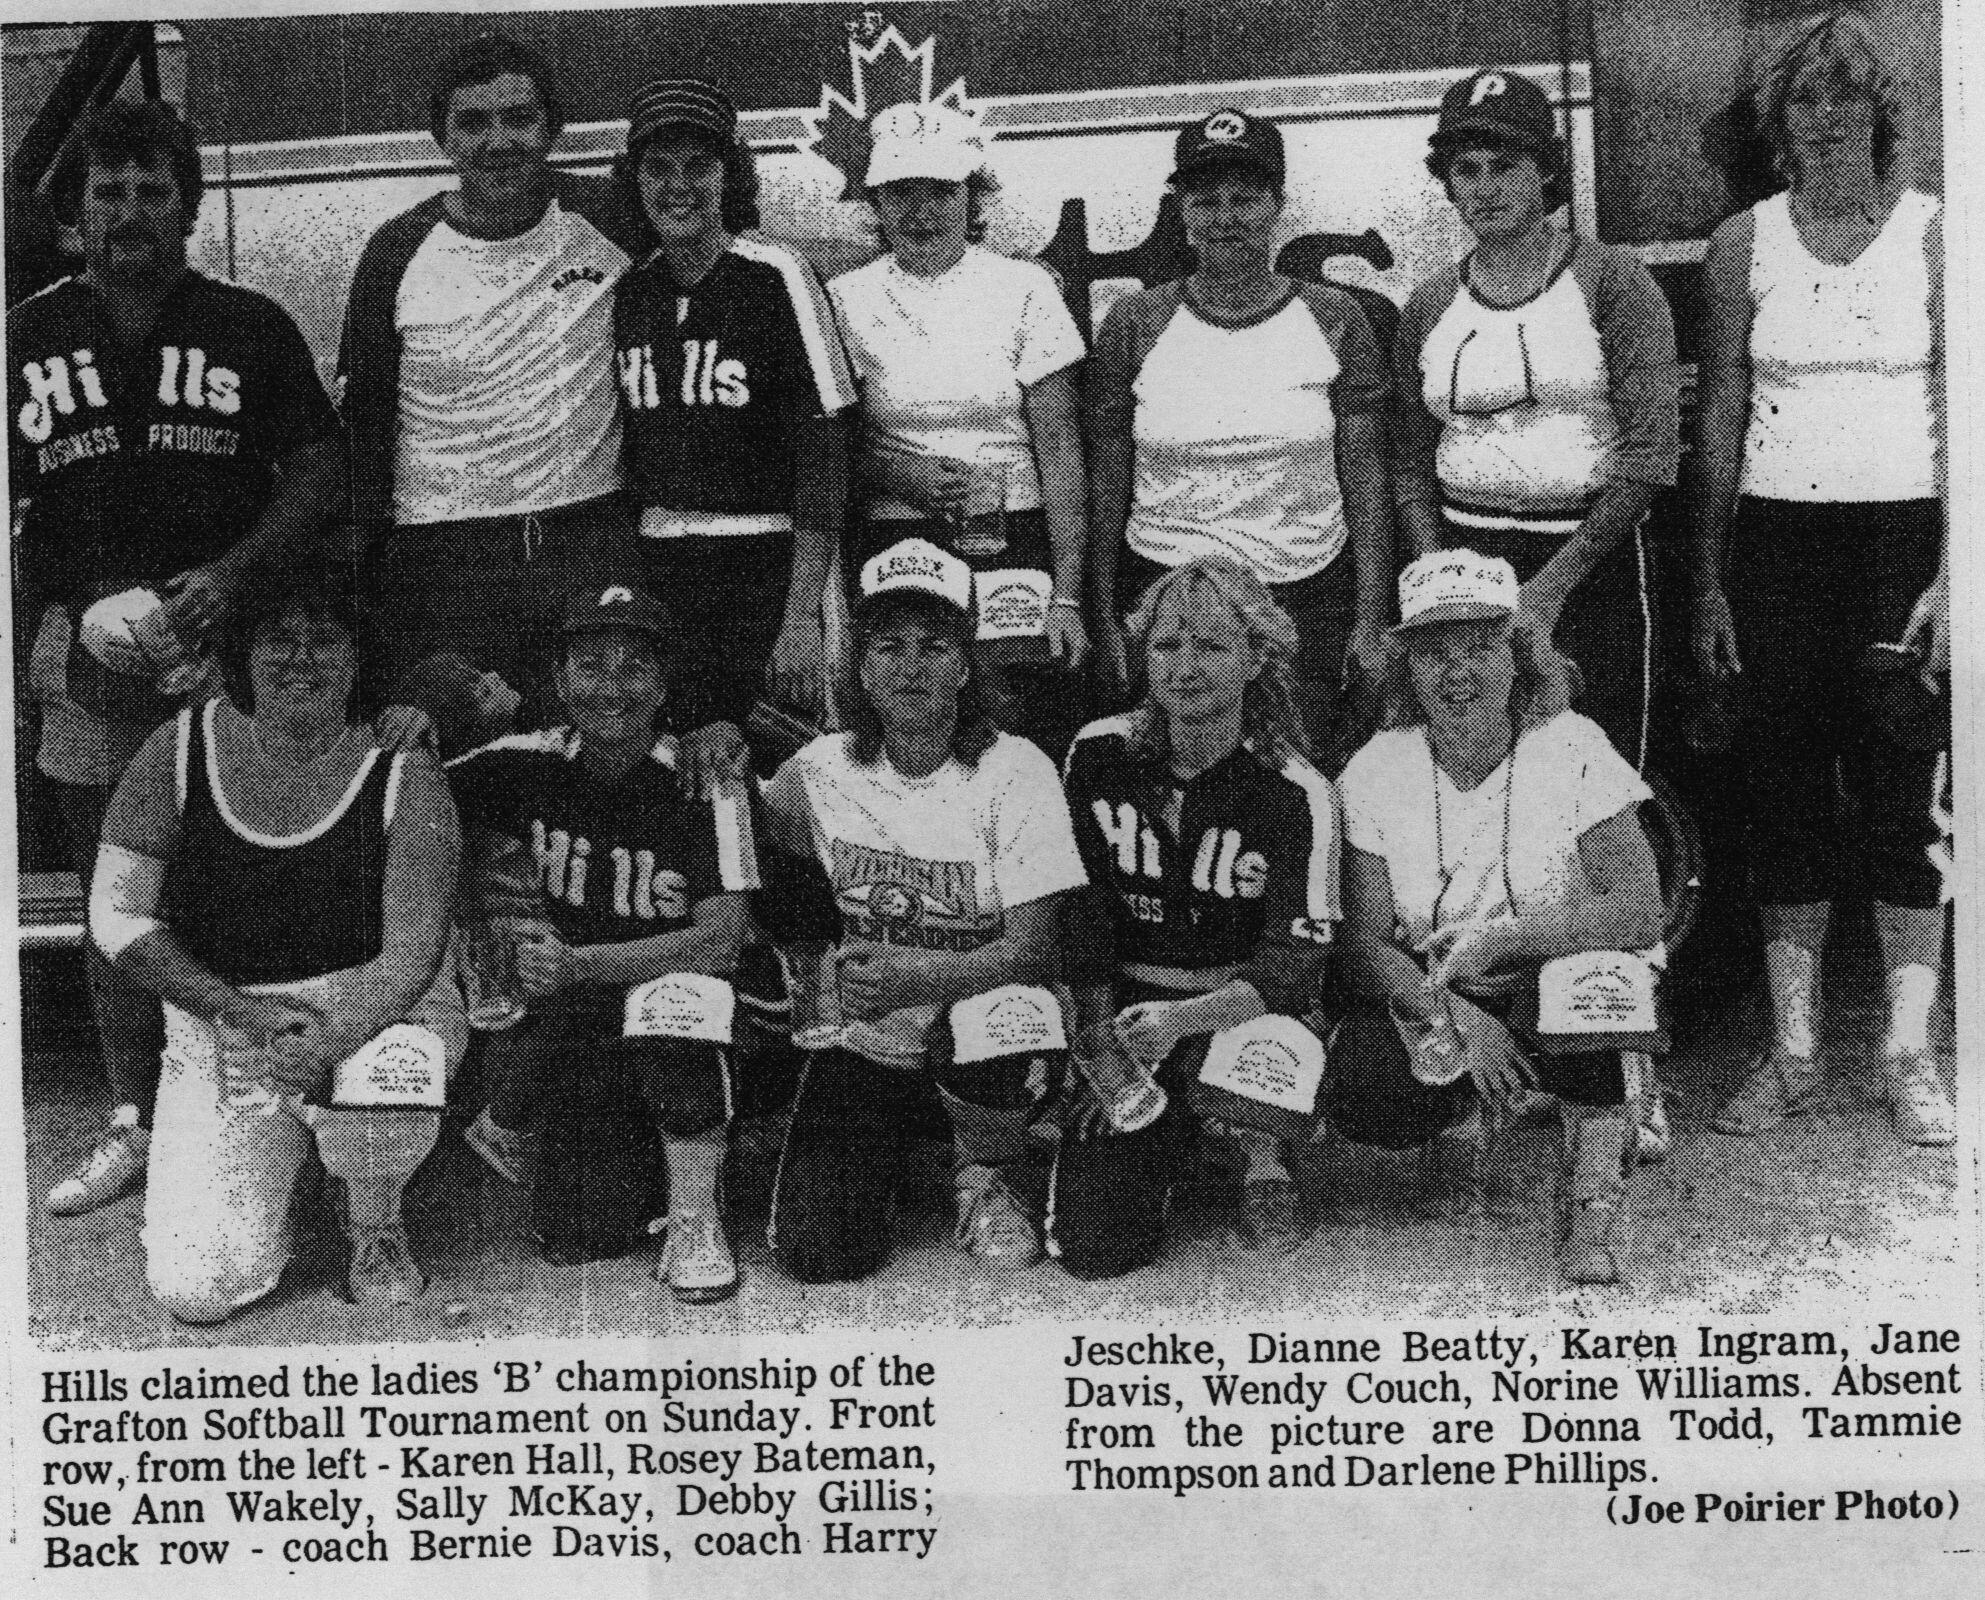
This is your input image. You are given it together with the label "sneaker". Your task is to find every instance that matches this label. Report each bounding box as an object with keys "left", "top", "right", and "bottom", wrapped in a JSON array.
[
  {"left": 47, "top": 1118, "right": 150, "bottom": 1216},
  {"left": 1239, "top": 1175, "right": 1309, "bottom": 1254},
  {"left": 656, "top": 1210, "right": 739, "bottom": 1304},
  {"left": 954, "top": 1163, "right": 1042, "bottom": 1267},
  {"left": 1710, "top": 1050, "right": 1821, "bottom": 1136},
  {"left": 1885, "top": 1049, "right": 1955, "bottom": 1147},
  {"left": 346, "top": 1224, "right": 426, "bottom": 1305},
  {"left": 464, "top": 1108, "right": 537, "bottom": 1186}
]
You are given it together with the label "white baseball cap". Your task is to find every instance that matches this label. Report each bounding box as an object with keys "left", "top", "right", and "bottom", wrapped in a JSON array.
[
  {"left": 865, "top": 101, "right": 989, "bottom": 187},
  {"left": 859, "top": 538, "right": 975, "bottom": 616},
  {"left": 1392, "top": 549, "right": 1520, "bottom": 633},
  {"left": 79, "top": 587, "right": 169, "bottom": 675}
]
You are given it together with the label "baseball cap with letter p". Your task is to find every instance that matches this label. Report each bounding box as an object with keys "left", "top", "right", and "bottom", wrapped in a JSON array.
[
  {"left": 563, "top": 579, "right": 673, "bottom": 641},
  {"left": 1431, "top": 68, "right": 1559, "bottom": 156}
]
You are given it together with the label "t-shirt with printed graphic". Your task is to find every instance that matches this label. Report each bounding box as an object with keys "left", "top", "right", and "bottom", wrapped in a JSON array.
[
  {"left": 829, "top": 246, "right": 1085, "bottom": 518},
  {"left": 1393, "top": 238, "right": 1679, "bottom": 525},
  {"left": 1062, "top": 715, "right": 1338, "bottom": 1014},
  {"left": 1086, "top": 279, "right": 1389, "bottom": 587},
  {"left": 447, "top": 728, "right": 760, "bottom": 951},
  {"left": 615, "top": 237, "right": 855, "bottom": 528},
  {"left": 392, "top": 202, "right": 629, "bottom": 523},
  {"left": 10, "top": 270, "right": 340, "bottom": 626},
  {"left": 762, "top": 730, "right": 1087, "bottom": 1067},
  {"left": 1338, "top": 710, "right": 1649, "bottom": 954}
]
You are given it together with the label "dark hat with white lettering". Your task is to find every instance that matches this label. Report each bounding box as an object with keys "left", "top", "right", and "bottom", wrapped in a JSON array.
[
  {"left": 562, "top": 579, "right": 673, "bottom": 641},
  {"left": 1432, "top": 68, "right": 1559, "bottom": 155},
  {"left": 626, "top": 78, "right": 741, "bottom": 156},
  {"left": 1170, "top": 108, "right": 1286, "bottom": 187}
]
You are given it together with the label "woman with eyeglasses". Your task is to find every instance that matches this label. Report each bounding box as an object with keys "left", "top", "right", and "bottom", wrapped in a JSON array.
[
  {"left": 1692, "top": 15, "right": 1949, "bottom": 1145},
  {"left": 1395, "top": 69, "right": 1680, "bottom": 770},
  {"left": 1332, "top": 551, "right": 1663, "bottom": 1285}
]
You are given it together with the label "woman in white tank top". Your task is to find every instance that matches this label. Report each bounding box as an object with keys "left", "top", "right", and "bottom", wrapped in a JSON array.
[{"left": 1691, "top": 13, "right": 1950, "bottom": 1146}]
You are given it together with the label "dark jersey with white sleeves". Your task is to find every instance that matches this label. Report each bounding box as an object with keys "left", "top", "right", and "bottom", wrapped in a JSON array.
[
  {"left": 9, "top": 271, "right": 339, "bottom": 613},
  {"left": 447, "top": 728, "right": 760, "bottom": 950},
  {"left": 1063, "top": 715, "right": 1340, "bottom": 1013},
  {"left": 613, "top": 238, "right": 855, "bottom": 519}
]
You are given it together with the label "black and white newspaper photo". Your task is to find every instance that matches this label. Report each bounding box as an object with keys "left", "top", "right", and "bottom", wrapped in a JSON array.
[{"left": 1, "top": 1, "right": 1978, "bottom": 1594}]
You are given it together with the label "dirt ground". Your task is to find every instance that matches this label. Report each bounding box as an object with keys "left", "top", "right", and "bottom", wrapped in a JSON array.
[{"left": 21, "top": 912, "right": 1962, "bottom": 1351}]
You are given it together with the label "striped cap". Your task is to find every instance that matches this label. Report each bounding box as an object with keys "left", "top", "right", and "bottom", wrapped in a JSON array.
[{"left": 626, "top": 79, "right": 739, "bottom": 151}]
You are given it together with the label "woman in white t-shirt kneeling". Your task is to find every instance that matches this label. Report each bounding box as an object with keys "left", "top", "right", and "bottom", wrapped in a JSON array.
[
  {"left": 760, "top": 540, "right": 1088, "bottom": 1281},
  {"left": 829, "top": 102, "right": 1091, "bottom": 758},
  {"left": 1332, "top": 552, "right": 1663, "bottom": 1285}
]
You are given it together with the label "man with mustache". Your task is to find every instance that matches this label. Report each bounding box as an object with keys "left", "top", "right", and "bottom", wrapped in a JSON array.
[
  {"left": 338, "top": 31, "right": 640, "bottom": 724},
  {"left": 10, "top": 100, "right": 344, "bottom": 1216}
]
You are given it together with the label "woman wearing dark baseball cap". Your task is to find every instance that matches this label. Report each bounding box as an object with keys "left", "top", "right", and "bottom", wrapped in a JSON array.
[
  {"left": 612, "top": 77, "right": 857, "bottom": 787},
  {"left": 1088, "top": 107, "right": 1394, "bottom": 770},
  {"left": 1394, "top": 68, "right": 1680, "bottom": 777}
]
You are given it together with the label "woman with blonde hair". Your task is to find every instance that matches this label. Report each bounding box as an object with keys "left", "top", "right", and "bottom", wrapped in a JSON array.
[
  {"left": 1051, "top": 556, "right": 1340, "bottom": 1274},
  {"left": 1333, "top": 551, "right": 1661, "bottom": 1284},
  {"left": 1692, "top": 12, "right": 1950, "bottom": 1143}
]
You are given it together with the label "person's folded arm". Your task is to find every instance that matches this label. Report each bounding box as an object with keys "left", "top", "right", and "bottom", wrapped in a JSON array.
[
  {"left": 838, "top": 895, "right": 1063, "bottom": 1019},
  {"left": 572, "top": 892, "right": 750, "bottom": 988}
]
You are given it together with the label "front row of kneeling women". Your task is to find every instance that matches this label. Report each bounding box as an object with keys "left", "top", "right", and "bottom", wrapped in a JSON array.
[{"left": 89, "top": 540, "right": 1659, "bottom": 1323}]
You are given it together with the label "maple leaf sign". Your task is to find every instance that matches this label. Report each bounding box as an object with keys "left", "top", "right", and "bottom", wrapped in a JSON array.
[{"left": 805, "top": 18, "right": 976, "bottom": 199}]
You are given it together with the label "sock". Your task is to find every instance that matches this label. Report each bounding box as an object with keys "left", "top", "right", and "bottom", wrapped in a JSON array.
[
  {"left": 663, "top": 1134, "right": 725, "bottom": 1218},
  {"left": 938, "top": 1088, "right": 1030, "bottom": 1171},
  {"left": 1763, "top": 940, "right": 1819, "bottom": 1059},
  {"left": 1885, "top": 964, "right": 1939, "bottom": 1056},
  {"left": 308, "top": 1107, "right": 439, "bottom": 1231}
]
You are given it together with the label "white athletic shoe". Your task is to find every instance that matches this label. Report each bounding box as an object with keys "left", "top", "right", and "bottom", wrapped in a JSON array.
[
  {"left": 1885, "top": 1049, "right": 1955, "bottom": 1147},
  {"left": 659, "top": 1210, "right": 739, "bottom": 1304},
  {"left": 47, "top": 1114, "right": 149, "bottom": 1216}
]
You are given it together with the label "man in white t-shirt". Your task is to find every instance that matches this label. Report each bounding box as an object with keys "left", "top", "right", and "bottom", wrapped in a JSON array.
[{"left": 339, "top": 32, "right": 639, "bottom": 720}]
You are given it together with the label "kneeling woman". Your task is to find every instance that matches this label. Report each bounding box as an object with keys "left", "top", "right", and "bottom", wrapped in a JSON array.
[
  {"left": 1332, "top": 551, "right": 1662, "bottom": 1283},
  {"left": 1052, "top": 557, "right": 1339, "bottom": 1277},
  {"left": 90, "top": 573, "right": 465, "bottom": 1323},
  {"left": 448, "top": 583, "right": 759, "bottom": 1302},
  {"left": 762, "top": 541, "right": 1087, "bottom": 1280}
]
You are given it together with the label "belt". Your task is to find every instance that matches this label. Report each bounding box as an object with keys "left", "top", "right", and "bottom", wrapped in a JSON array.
[
  {"left": 641, "top": 507, "right": 793, "bottom": 539},
  {"left": 1120, "top": 962, "right": 1242, "bottom": 994}
]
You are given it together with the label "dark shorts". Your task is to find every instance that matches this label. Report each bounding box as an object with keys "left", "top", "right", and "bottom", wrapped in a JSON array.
[
  {"left": 639, "top": 532, "right": 795, "bottom": 736},
  {"left": 1726, "top": 496, "right": 1945, "bottom": 909},
  {"left": 372, "top": 492, "right": 636, "bottom": 728}
]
